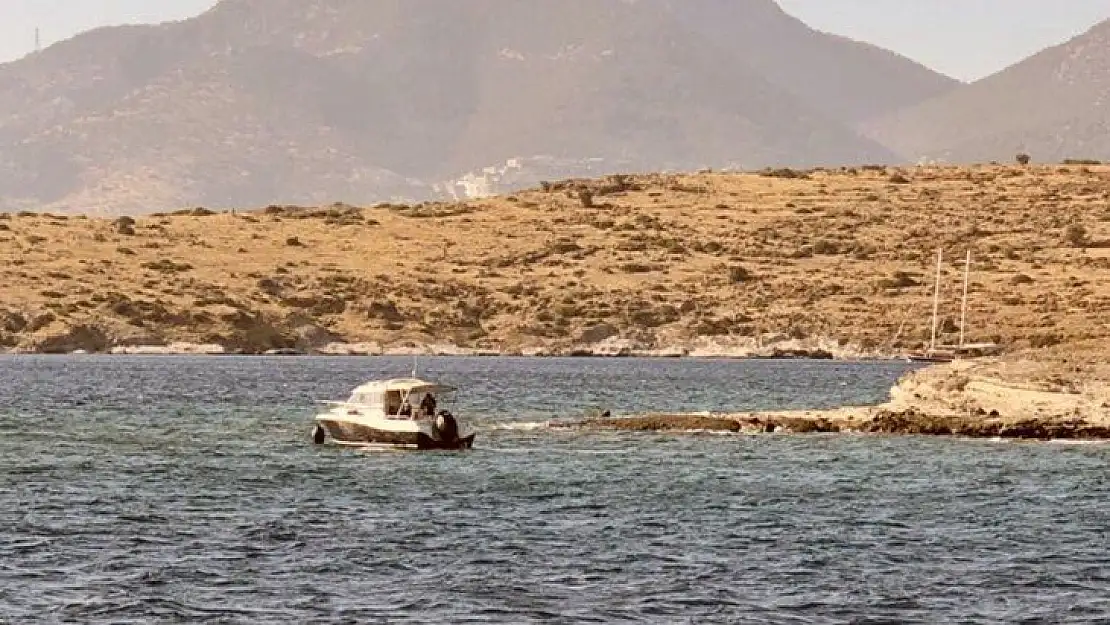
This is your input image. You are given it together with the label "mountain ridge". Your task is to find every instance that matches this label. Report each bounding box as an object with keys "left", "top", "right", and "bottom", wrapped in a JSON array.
[
  {"left": 864, "top": 18, "right": 1110, "bottom": 163},
  {"left": 0, "top": 0, "right": 962, "bottom": 214}
]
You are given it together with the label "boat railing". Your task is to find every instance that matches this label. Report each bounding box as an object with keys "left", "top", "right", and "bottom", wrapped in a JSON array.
[{"left": 318, "top": 400, "right": 379, "bottom": 409}]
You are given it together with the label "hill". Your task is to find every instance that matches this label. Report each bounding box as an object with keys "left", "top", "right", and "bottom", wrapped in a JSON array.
[
  {"left": 660, "top": 0, "right": 957, "bottom": 124},
  {"left": 0, "top": 0, "right": 956, "bottom": 215},
  {"left": 2, "top": 164, "right": 1108, "bottom": 357},
  {"left": 865, "top": 19, "right": 1110, "bottom": 163}
]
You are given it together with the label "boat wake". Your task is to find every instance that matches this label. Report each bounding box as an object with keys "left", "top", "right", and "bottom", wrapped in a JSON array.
[
  {"left": 1045, "top": 438, "right": 1110, "bottom": 446},
  {"left": 479, "top": 445, "right": 634, "bottom": 455},
  {"left": 485, "top": 421, "right": 553, "bottom": 432}
]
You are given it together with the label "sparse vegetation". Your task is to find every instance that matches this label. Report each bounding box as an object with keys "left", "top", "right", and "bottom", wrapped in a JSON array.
[
  {"left": 1064, "top": 223, "right": 1089, "bottom": 248},
  {"left": 141, "top": 259, "right": 194, "bottom": 274},
  {"left": 0, "top": 165, "right": 1108, "bottom": 357},
  {"left": 878, "top": 271, "right": 920, "bottom": 289},
  {"left": 728, "top": 265, "right": 753, "bottom": 284},
  {"left": 114, "top": 216, "right": 136, "bottom": 236},
  {"left": 760, "top": 167, "right": 809, "bottom": 180},
  {"left": 1029, "top": 333, "right": 1062, "bottom": 349}
]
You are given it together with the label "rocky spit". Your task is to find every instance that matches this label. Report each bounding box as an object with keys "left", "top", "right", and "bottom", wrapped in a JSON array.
[
  {"left": 556, "top": 356, "right": 1110, "bottom": 441},
  {"left": 561, "top": 409, "right": 1110, "bottom": 441}
]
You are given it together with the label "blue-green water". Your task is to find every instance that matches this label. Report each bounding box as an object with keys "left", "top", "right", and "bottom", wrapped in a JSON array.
[{"left": 1, "top": 356, "right": 1107, "bottom": 623}]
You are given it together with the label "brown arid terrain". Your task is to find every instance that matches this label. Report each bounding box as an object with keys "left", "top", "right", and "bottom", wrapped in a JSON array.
[{"left": 2, "top": 163, "right": 1110, "bottom": 359}]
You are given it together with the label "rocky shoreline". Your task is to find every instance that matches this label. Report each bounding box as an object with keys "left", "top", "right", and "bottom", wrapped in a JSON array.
[
  {"left": 0, "top": 335, "right": 875, "bottom": 360},
  {"left": 555, "top": 354, "right": 1110, "bottom": 440},
  {"left": 6, "top": 331, "right": 1108, "bottom": 442},
  {"left": 561, "top": 409, "right": 1110, "bottom": 441}
]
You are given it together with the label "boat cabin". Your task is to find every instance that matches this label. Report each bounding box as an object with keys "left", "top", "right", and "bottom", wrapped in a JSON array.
[{"left": 343, "top": 378, "right": 457, "bottom": 420}]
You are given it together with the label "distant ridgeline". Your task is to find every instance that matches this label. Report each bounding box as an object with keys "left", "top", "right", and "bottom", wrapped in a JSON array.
[{"left": 1, "top": 0, "right": 1107, "bottom": 215}]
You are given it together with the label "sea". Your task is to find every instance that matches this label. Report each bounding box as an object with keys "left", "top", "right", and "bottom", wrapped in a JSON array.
[{"left": 1, "top": 355, "right": 1107, "bottom": 624}]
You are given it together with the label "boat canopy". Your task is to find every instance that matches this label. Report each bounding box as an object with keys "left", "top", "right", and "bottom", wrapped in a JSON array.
[
  {"left": 349, "top": 378, "right": 457, "bottom": 396},
  {"left": 328, "top": 378, "right": 458, "bottom": 413}
]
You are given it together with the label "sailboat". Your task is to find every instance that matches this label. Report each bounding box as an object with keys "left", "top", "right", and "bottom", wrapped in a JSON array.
[{"left": 907, "top": 249, "right": 999, "bottom": 363}]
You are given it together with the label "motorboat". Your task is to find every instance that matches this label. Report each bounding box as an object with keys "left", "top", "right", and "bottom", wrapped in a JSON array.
[{"left": 311, "top": 377, "right": 476, "bottom": 450}]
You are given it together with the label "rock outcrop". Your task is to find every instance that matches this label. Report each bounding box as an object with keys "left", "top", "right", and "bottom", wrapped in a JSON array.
[{"left": 31, "top": 325, "right": 110, "bottom": 354}]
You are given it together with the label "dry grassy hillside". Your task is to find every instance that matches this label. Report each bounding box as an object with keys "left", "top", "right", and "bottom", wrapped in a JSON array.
[{"left": 1, "top": 164, "right": 1109, "bottom": 355}]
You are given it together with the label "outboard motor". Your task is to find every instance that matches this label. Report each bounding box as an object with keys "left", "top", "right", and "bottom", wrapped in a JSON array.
[{"left": 433, "top": 410, "right": 459, "bottom": 443}]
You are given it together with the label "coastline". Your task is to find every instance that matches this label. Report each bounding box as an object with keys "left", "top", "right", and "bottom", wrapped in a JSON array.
[
  {"left": 6, "top": 339, "right": 1108, "bottom": 441},
  {"left": 558, "top": 348, "right": 1110, "bottom": 440},
  {"left": 0, "top": 348, "right": 896, "bottom": 362},
  {"left": 0, "top": 335, "right": 893, "bottom": 360},
  {"left": 3, "top": 166, "right": 1108, "bottom": 440}
]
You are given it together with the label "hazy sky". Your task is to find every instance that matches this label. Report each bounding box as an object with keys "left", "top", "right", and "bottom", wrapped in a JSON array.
[
  {"left": 1, "top": 1, "right": 1108, "bottom": 82},
  {"left": 777, "top": 0, "right": 1110, "bottom": 81}
]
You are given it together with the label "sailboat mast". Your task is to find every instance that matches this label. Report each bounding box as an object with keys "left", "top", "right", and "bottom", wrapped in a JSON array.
[
  {"left": 959, "top": 250, "right": 970, "bottom": 348},
  {"left": 930, "top": 248, "right": 942, "bottom": 352}
]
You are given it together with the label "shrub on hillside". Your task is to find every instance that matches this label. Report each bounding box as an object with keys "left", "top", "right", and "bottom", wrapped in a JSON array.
[
  {"left": 728, "top": 265, "right": 753, "bottom": 283},
  {"left": 114, "top": 216, "right": 136, "bottom": 236},
  {"left": 141, "top": 259, "right": 193, "bottom": 274},
  {"left": 1064, "top": 223, "right": 1089, "bottom": 248},
  {"left": 759, "top": 168, "right": 810, "bottom": 180}
]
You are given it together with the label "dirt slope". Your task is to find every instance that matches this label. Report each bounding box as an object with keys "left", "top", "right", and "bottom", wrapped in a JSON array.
[{"left": 2, "top": 164, "right": 1108, "bottom": 356}]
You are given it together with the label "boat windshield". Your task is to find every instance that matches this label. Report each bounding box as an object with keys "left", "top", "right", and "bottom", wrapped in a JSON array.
[
  {"left": 347, "top": 392, "right": 381, "bottom": 406},
  {"left": 383, "top": 387, "right": 455, "bottom": 418}
]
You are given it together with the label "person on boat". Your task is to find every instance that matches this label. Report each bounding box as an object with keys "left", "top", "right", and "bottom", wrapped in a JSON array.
[
  {"left": 420, "top": 392, "right": 437, "bottom": 417},
  {"left": 399, "top": 401, "right": 413, "bottom": 417}
]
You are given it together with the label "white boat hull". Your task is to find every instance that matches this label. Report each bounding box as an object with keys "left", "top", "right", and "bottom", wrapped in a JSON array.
[{"left": 314, "top": 413, "right": 476, "bottom": 450}]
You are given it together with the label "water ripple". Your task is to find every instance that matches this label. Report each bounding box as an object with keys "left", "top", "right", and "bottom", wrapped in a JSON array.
[{"left": 1, "top": 356, "right": 1108, "bottom": 622}]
